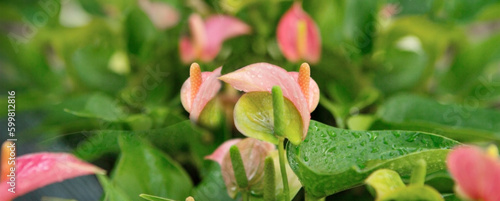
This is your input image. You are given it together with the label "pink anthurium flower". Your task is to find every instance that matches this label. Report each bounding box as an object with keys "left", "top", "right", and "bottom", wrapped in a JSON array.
[
  {"left": 277, "top": 2, "right": 321, "bottom": 64},
  {"left": 138, "top": 0, "right": 180, "bottom": 30},
  {"left": 206, "top": 138, "right": 275, "bottom": 198},
  {"left": 219, "top": 62, "right": 319, "bottom": 139},
  {"left": 0, "top": 142, "right": 105, "bottom": 201},
  {"left": 447, "top": 145, "right": 500, "bottom": 201},
  {"left": 181, "top": 63, "right": 222, "bottom": 122},
  {"left": 179, "top": 14, "right": 251, "bottom": 63},
  {"left": 204, "top": 139, "right": 242, "bottom": 165}
]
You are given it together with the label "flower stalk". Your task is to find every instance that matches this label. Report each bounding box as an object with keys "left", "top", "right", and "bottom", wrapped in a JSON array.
[{"left": 272, "top": 86, "right": 290, "bottom": 201}]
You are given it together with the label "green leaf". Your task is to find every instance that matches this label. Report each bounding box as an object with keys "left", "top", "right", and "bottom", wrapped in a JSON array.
[
  {"left": 439, "top": 33, "right": 500, "bottom": 98},
  {"left": 72, "top": 46, "right": 127, "bottom": 93},
  {"left": 287, "top": 120, "right": 459, "bottom": 198},
  {"left": 374, "top": 94, "right": 500, "bottom": 141},
  {"left": 98, "top": 174, "right": 133, "bottom": 201},
  {"left": 139, "top": 194, "right": 176, "bottom": 201},
  {"left": 191, "top": 162, "right": 234, "bottom": 201},
  {"left": 111, "top": 135, "right": 193, "bottom": 201},
  {"left": 64, "top": 93, "right": 126, "bottom": 121},
  {"left": 74, "top": 121, "right": 209, "bottom": 164},
  {"left": 233, "top": 92, "right": 303, "bottom": 145}
]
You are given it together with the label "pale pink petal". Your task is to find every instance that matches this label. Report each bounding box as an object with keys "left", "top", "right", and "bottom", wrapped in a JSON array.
[
  {"left": 0, "top": 153, "right": 105, "bottom": 201},
  {"left": 219, "top": 63, "right": 310, "bottom": 138},
  {"left": 447, "top": 146, "right": 500, "bottom": 201},
  {"left": 138, "top": 0, "right": 180, "bottom": 30},
  {"left": 180, "top": 71, "right": 214, "bottom": 113},
  {"left": 277, "top": 2, "right": 321, "bottom": 64},
  {"left": 288, "top": 72, "right": 320, "bottom": 112},
  {"left": 179, "top": 36, "right": 196, "bottom": 64},
  {"left": 204, "top": 139, "right": 242, "bottom": 166},
  {"left": 202, "top": 15, "right": 251, "bottom": 62},
  {"left": 189, "top": 67, "right": 222, "bottom": 121}
]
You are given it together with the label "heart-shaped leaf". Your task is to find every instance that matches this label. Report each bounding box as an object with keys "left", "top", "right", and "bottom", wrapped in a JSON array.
[
  {"left": 111, "top": 135, "right": 193, "bottom": 201},
  {"left": 373, "top": 94, "right": 500, "bottom": 141},
  {"left": 233, "top": 92, "right": 303, "bottom": 145},
  {"left": 287, "top": 120, "right": 459, "bottom": 198}
]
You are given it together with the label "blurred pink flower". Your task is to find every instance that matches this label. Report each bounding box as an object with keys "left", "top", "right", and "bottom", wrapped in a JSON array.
[
  {"left": 181, "top": 63, "right": 222, "bottom": 122},
  {"left": 447, "top": 145, "right": 500, "bottom": 201},
  {"left": 179, "top": 14, "right": 251, "bottom": 63},
  {"left": 277, "top": 2, "right": 321, "bottom": 64},
  {"left": 206, "top": 138, "right": 275, "bottom": 198},
  {"left": 219, "top": 62, "right": 319, "bottom": 139},
  {"left": 0, "top": 151, "right": 105, "bottom": 201},
  {"left": 138, "top": 0, "right": 180, "bottom": 30}
]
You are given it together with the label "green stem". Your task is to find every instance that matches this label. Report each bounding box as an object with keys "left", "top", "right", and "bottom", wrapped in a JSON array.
[
  {"left": 242, "top": 190, "right": 250, "bottom": 201},
  {"left": 278, "top": 137, "right": 290, "bottom": 201}
]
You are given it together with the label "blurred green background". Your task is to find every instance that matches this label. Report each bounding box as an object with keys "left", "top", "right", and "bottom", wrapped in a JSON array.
[{"left": 1, "top": 0, "right": 500, "bottom": 200}]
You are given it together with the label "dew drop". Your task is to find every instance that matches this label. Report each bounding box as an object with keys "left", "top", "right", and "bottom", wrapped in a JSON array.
[
  {"left": 351, "top": 132, "right": 361, "bottom": 138},
  {"left": 347, "top": 144, "right": 353, "bottom": 148},
  {"left": 328, "top": 131, "right": 336, "bottom": 138},
  {"left": 303, "top": 156, "right": 309, "bottom": 162},
  {"left": 369, "top": 132, "right": 378, "bottom": 142},
  {"left": 392, "top": 131, "right": 401, "bottom": 137}
]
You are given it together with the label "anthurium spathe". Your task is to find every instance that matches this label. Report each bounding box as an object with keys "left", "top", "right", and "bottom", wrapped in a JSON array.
[
  {"left": 0, "top": 147, "right": 105, "bottom": 200},
  {"left": 277, "top": 2, "right": 321, "bottom": 64},
  {"left": 206, "top": 138, "right": 275, "bottom": 198},
  {"left": 138, "top": 0, "right": 180, "bottom": 30},
  {"left": 179, "top": 14, "right": 251, "bottom": 63},
  {"left": 181, "top": 63, "right": 222, "bottom": 122},
  {"left": 219, "top": 62, "right": 319, "bottom": 144},
  {"left": 447, "top": 145, "right": 500, "bottom": 201}
]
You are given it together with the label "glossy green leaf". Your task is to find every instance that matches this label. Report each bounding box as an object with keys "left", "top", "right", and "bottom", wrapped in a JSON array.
[
  {"left": 139, "top": 194, "right": 176, "bottom": 201},
  {"left": 64, "top": 93, "right": 126, "bottom": 121},
  {"left": 233, "top": 92, "right": 303, "bottom": 145},
  {"left": 111, "top": 135, "right": 193, "bottom": 201},
  {"left": 374, "top": 94, "right": 500, "bottom": 141},
  {"left": 287, "top": 120, "right": 459, "bottom": 198}
]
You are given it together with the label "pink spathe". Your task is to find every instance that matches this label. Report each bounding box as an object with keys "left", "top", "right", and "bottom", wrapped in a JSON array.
[
  {"left": 219, "top": 62, "right": 319, "bottom": 139},
  {"left": 180, "top": 66, "right": 222, "bottom": 122},
  {"left": 277, "top": 2, "right": 321, "bottom": 64},
  {"left": 0, "top": 152, "right": 105, "bottom": 201},
  {"left": 447, "top": 146, "right": 500, "bottom": 201},
  {"left": 204, "top": 139, "right": 242, "bottom": 166},
  {"left": 180, "top": 14, "right": 251, "bottom": 63}
]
